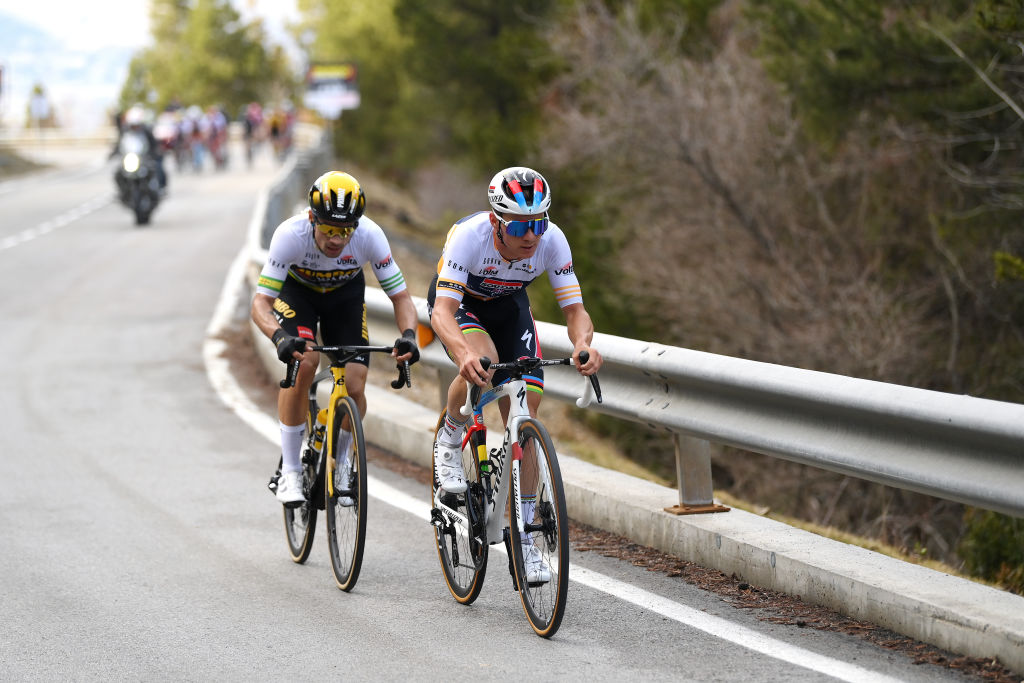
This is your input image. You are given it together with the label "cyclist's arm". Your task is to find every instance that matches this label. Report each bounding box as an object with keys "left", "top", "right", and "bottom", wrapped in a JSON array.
[
  {"left": 251, "top": 293, "right": 283, "bottom": 341},
  {"left": 431, "top": 295, "right": 489, "bottom": 386},
  {"left": 388, "top": 289, "right": 418, "bottom": 334},
  {"left": 562, "top": 302, "right": 602, "bottom": 375},
  {"left": 387, "top": 288, "right": 420, "bottom": 362}
]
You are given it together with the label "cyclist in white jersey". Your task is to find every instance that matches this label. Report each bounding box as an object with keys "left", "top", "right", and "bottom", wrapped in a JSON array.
[
  {"left": 428, "top": 166, "right": 603, "bottom": 583},
  {"left": 252, "top": 171, "right": 420, "bottom": 505}
]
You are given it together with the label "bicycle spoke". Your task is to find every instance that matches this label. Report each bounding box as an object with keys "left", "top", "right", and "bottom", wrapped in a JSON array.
[
  {"left": 283, "top": 456, "right": 318, "bottom": 564},
  {"left": 431, "top": 411, "right": 488, "bottom": 604},
  {"left": 511, "top": 419, "right": 569, "bottom": 637},
  {"left": 325, "top": 397, "right": 367, "bottom": 592}
]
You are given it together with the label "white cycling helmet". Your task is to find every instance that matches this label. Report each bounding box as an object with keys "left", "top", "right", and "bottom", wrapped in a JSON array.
[
  {"left": 124, "top": 105, "right": 147, "bottom": 127},
  {"left": 487, "top": 166, "right": 551, "bottom": 216}
]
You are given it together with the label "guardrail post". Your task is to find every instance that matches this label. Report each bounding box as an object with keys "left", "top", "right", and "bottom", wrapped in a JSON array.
[{"left": 664, "top": 434, "right": 729, "bottom": 515}]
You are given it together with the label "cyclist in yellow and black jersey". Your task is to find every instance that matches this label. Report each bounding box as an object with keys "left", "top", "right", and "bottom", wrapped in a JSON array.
[{"left": 252, "top": 171, "right": 419, "bottom": 505}]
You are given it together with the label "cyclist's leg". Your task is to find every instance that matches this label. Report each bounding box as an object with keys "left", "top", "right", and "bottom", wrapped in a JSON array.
[
  {"left": 317, "top": 282, "right": 371, "bottom": 485},
  {"left": 272, "top": 283, "right": 321, "bottom": 496},
  {"left": 485, "top": 293, "right": 549, "bottom": 564}
]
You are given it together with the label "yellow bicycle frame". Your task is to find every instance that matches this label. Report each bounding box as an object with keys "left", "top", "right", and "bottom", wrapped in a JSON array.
[{"left": 315, "top": 365, "right": 349, "bottom": 499}]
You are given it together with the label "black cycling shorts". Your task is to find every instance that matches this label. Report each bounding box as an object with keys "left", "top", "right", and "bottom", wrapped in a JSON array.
[
  {"left": 273, "top": 272, "right": 370, "bottom": 366},
  {"left": 427, "top": 275, "right": 544, "bottom": 391}
]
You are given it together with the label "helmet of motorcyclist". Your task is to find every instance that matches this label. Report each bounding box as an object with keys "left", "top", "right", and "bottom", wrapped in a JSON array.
[
  {"left": 124, "top": 105, "right": 147, "bottom": 128},
  {"left": 487, "top": 166, "right": 551, "bottom": 216},
  {"left": 308, "top": 171, "right": 365, "bottom": 225}
]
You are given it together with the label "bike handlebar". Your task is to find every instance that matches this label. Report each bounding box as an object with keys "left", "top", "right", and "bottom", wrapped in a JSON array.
[
  {"left": 279, "top": 344, "right": 412, "bottom": 390},
  {"left": 458, "top": 352, "right": 602, "bottom": 416}
]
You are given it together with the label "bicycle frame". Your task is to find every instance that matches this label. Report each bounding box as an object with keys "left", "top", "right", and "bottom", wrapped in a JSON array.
[
  {"left": 455, "top": 377, "right": 532, "bottom": 545},
  {"left": 308, "top": 364, "right": 348, "bottom": 499}
]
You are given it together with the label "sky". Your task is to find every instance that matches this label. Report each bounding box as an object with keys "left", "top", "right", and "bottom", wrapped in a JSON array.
[{"left": 0, "top": 0, "right": 300, "bottom": 132}]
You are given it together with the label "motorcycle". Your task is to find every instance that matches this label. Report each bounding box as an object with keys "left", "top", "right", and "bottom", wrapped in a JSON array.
[{"left": 114, "top": 131, "right": 162, "bottom": 226}]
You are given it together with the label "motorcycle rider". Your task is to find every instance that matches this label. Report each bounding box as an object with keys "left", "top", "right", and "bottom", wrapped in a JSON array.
[{"left": 112, "top": 105, "right": 167, "bottom": 193}]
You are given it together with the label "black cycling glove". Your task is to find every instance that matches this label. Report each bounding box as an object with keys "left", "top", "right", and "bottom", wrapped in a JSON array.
[
  {"left": 272, "top": 328, "right": 307, "bottom": 363},
  {"left": 393, "top": 328, "right": 420, "bottom": 365}
]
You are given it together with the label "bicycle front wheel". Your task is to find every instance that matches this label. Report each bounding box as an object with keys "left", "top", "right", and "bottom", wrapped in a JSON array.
[
  {"left": 431, "top": 410, "right": 488, "bottom": 604},
  {"left": 509, "top": 418, "right": 569, "bottom": 637},
  {"left": 284, "top": 453, "right": 319, "bottom": 564},
  {"left": 325, "top": 396, "right": 367, "bottom": 591}
]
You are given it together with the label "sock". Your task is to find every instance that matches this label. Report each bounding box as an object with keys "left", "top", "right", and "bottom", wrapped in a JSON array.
[
  {"left": 520, "top": 496, "right": 537, "bottom": 544},
  {"left": 438, "top": 413, "right": 468, "bottom": 447},
  {"left": 336, "top": 428, "right": 354, "bottom": 466},
  {"left": 280, "top": 422, "right": 306, "bottom": 473}
]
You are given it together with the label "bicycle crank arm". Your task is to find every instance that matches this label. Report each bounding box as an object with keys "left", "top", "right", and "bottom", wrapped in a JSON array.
[{"left": 502, "top": 528, "right": 520, "bottom": 591}]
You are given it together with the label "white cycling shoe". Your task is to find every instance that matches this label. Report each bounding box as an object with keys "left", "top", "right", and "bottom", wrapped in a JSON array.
[
  {"left": 434, "top": 441, "right": 467, "bottom": 494},
  {"left": 522, "top": 542, "right": 551, "bottom": 584},
  {"left": 276, "top": 470, "right": 305, "bottom": 506}
]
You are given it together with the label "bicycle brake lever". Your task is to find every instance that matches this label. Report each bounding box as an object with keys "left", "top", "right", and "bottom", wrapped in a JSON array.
[
  {"left": 573, "top": 351, "right": 602, "bottom": 406},
  {"left": 390, "top": 360, "right": 412, "bottom": 389},
  {"left": 280, "top": 359, "right": 299, "bottom": 388}
]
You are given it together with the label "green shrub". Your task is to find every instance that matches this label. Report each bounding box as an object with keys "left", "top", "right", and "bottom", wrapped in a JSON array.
[{"left": 959, "top": 508, "right": 1024, "bottom": 594}]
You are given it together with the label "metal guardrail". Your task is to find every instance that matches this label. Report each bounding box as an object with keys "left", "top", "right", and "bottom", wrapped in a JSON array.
[{"left": 251, "top": 132, "right": 1024, "bottom": 521}]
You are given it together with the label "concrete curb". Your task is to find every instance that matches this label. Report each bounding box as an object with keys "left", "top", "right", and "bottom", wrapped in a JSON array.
[{"left": 246, "top": 289, "right": 1024, "bottom": 676}]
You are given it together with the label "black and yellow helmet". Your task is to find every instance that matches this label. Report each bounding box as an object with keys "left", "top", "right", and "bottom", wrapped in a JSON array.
[{"left": 308, "top": 171, "right": 366, "bottom": 224}]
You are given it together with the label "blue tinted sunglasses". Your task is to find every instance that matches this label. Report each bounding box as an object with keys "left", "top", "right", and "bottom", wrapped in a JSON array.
[{"left": 496, "top": 213, "right": 549, "bottom": 237}]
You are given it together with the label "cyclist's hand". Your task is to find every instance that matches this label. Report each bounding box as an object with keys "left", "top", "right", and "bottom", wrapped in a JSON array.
[
  {"left": 392, "top": 329, "right": 420, "bottom": 365},
  {"left": 575, "top": 346, "right": 603, "bottom": 375},
  {"left": 272, "top": 329, "right": 307, "bottom": 363},
  {"left": 457, "top": 353, "right": 489, "bottom": 387}
]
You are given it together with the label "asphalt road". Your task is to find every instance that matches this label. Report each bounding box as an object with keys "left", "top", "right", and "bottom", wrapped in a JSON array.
[{"left": 0, "top": 142, "right": 979, "bottom": 682}]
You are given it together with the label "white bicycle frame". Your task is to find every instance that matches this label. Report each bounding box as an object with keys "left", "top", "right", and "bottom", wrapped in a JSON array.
[{"left": 432, "top": 364, "right": 597, "bottom": 546}]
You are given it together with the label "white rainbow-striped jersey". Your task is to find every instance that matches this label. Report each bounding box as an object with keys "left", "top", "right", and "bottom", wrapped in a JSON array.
[
  {"left": 434, "top": 211, "right": 582, "bottom": 308},
  {"left": 256, "top": 213, "right": 407, "bottom": 297}
]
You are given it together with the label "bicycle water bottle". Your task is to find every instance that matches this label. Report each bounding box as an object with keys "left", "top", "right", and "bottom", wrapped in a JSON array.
[{"left": 312, "top": 409, "right": 328, "bottom": 451}]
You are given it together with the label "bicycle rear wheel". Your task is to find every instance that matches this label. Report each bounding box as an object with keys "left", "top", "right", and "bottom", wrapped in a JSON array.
[
  {"left": 431, "top": 410, "right": 488, "bottom": 604},
  {"left": 325, "top": 396, "right": 367, "bottom": 591},
  {"left": 283, "top": 451, "right": 320, "bottom": 564},
  {"left": 509, "top": 418, "right": 569, "bottom": 637}
]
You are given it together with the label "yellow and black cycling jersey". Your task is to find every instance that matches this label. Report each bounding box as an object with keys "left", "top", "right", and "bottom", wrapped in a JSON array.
[{"left": 256, "top": 213, "right": 407, "bottom": 296}]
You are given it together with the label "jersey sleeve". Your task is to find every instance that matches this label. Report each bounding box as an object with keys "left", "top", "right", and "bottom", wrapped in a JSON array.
[
  {"left": 256, "top": 221, "right": 301, "bottom": 297},
  {"left": 366, "top": 225, "right": 408, "bottom": 296},
  {"left": 545, "top": 227, "right": 583, "bottom": 308},
  {"left": 434, "top": 223, "right": 472, "bottom": 302}
]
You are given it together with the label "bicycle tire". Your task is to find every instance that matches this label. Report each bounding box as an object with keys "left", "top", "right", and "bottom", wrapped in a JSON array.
[
  {"left": 509, "top": 418, "right": 569, "bottom": 637},
  {"left": 431, "top": 409, "right": 488, "bottom": 604},
  {"left": 283, "top": 450, "right": 320, "bottom": 564},
  {"left": 325, "top": 396, "right": 368, "bottom": 591}
]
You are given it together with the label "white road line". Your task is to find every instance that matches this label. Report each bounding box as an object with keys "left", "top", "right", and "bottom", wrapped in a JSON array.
[
  {"left": 203, "top": 245, "right": 902, "bottom": 683},
  {"left": 0, "top": 195, "right": 112, "bottom": 252}
]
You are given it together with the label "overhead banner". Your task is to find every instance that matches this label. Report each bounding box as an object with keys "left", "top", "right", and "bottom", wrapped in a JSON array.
[{"left": 304, "top": 62, "right": 360, "bottom": 120}]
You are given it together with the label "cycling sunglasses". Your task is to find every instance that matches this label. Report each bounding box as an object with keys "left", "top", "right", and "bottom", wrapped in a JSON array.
[
  {"left": 315, "top": 218, "right": 358, "bottom": 238},
  {"left": 496, "top": 213, "right": 549, "bottom": 237}
]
